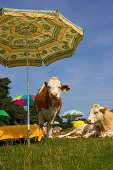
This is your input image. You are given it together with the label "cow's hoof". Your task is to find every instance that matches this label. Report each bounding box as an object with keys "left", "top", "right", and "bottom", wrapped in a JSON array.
[
  {"left": 82, "top": 135, "right": 87, "bottom": 138},
  {"left": 57, "top": 136, "right": 62, "bottom": 138},
  {"left": 45, "top": 135, "right": 53, "bottom": 138},
  {"left": 99, "top": 135, "right": 105, "bottom": 138},
  {"left": 99, "top": 135, "right": 103, "bottom": 138},
  {"left": 57, "top": 135, "right": 65, "bottom": 138},
  {"left": 65, "top": 136, "right": 71, "bottom": 138},
  {"left": 49, "top": 136, "right": 53, "bottom": 138},
  {"left": 77, "top": 135, "right": 82, "bottom": 138},
  {"left": 42, "top": 134, "right": 45, "bottom": 138}
]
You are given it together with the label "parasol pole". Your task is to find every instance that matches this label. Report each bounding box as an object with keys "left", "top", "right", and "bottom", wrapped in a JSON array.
[{"left": 26, "top": 38, "right": 30, "bottom": 146}]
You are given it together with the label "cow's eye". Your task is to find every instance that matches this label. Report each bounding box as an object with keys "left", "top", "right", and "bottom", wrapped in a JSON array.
[{"left": 47, "top": 86, "right": 51, "bottom": 88}]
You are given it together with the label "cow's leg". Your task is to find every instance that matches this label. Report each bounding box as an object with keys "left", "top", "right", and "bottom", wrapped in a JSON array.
[
  {"left": 46, "top": 122, "right": 53, "bottom": 138},
  {"left": 58, "top": 124, "right": 86, "bottom": 138},
  {"left": 38, "top": 112, "right": 44, "bottom": 134},
  {"left": 50, "top": 108, "right": 59, "bottom": 126},
  {"left": 108, "top": 132, "right": 113, "bottom": 137},
  {"left": 98, "top": 131, "right": 113, "bottom": 138},
  {"left": 45, "top": 109, "right": 59, "bottom": 138},
  {"left": 82, "top": 131, "right": 96, "bottom": 138},
  {"left": 58, "top": 129, "right": 77, "bottom": 138},
  {"left": 66, "top": 136, "right": 78, "bottom": 138}
]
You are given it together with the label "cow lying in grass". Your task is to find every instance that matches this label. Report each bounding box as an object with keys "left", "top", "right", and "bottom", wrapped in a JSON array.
[
  {"left": 58, "top": 104, "right": 113, "bottom": 139},
  {"left": 58, "top": 123, "right": 101, "bottom": 138},
  {"left": 34, "top": 77, "right": 70, "bottom": 138},
  {"left": 87, "top": 104, "right": 113, "bottom": 138}
]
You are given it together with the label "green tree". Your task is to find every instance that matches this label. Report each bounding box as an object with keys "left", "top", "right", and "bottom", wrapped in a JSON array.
[
  {"left": 0, "top": 77, "right": 11, "bottom": 98},
  {"left": 0, "top": 77, "right": 27, "bottom": 125},
  {"left": 29, "top": 106, "right": 39, "bottom": 124}
]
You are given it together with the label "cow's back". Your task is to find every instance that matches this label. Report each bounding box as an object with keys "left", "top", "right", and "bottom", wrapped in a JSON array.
[{"left": 103, "top": 110, "right": 113, "bottom": 131}]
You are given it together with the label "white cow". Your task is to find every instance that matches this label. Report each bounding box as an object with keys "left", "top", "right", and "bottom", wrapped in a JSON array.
[
  {"left": 87, "top": 104, "right": 113, "bottom": 138},
  {"left": 34, "top": 77, "right": 70, "bottom": 138},
  {"left": 58, "top": 123, "right": 99, "bottom": 138}
]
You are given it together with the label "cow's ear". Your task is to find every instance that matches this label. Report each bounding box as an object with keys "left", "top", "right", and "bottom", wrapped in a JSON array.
[
  {"left": 61, "top": 85, "right": 70, "bottom": 91},
  {"left": 100, "top": 105, "right": 108, "bottom": 113},
  {"left": 44, "top": 81, "right": 48, "bottom": 87}
]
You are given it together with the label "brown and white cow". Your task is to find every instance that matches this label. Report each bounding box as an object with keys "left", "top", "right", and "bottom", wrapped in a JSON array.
[
  {"left": 58, "top": 123, "right": 99, "bottom": 138},
  {"left": 34, "top": 77, "right": 70, "bottom": 138},
  {"left": 87, "top": 104, "right": 113, "bottom": 138}
]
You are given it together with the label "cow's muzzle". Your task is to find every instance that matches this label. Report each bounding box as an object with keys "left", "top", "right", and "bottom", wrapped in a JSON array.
[
  {"left": 51, "top": 92, "right": 58, "bottom": 98},
  {"left": 87, "top": 119, "right": 92, "bottom": 124}
]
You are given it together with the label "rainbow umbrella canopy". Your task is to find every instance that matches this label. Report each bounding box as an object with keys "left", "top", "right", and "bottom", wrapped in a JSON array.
[
  {"left": 12, "top": 95, "right": 35, "bottom": 106},
  {"left": 62, "top": 110, "right": 84, "bottom": 120},
  {"left": 53, "top": 126, "right": 62, "bottom": 130},
  {"left": 0, "top": 8, "right": 84, "bottom": 145}
]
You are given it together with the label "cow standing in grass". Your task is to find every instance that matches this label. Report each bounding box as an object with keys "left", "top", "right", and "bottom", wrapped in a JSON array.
[
  {"left": 87, "top": 104, "right": 113, "bottom": 138},
  {"left": 34, "top": 77, "right": 70, "bottom": 138}
]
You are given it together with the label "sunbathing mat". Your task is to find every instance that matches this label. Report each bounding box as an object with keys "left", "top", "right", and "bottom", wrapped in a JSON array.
[{"left": 0, "top": 125, "right": 42, "bottom": 141}]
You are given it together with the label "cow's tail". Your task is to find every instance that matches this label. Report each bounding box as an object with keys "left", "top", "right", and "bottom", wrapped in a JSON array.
[{"left": 33, "top": 94, "right": 38, "bottom": 114}]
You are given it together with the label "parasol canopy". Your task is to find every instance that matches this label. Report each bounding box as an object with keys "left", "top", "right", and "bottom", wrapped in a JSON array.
[
  {"left": 12, "top": 94, "right": 35, "bottom": 106},
  {"left": 0, "top": 8, "right": 84, "bottom": 67},
  {"left": 0, "top": 110, "right": 11, "bottom": 122},
  {"left": 62, "top": 110, "right": 84, "bottom": 120}
]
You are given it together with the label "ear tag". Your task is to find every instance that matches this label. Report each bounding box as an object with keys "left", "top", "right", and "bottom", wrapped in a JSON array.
[{"left": 63, "top": 89, "right": 66, "bottom": 92}]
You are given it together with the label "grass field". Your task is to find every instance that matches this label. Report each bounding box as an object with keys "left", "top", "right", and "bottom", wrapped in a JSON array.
[{"left": 0, "top": 138, "right": 113, "bottom": 170}]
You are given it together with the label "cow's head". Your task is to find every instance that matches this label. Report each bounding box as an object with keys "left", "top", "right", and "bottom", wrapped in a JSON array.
[
  {"left": 87, "top": 104, "right": 108, "bottom": 126},
  {"left": 44, "top": 77, "right": 70, "bottom": 99}
]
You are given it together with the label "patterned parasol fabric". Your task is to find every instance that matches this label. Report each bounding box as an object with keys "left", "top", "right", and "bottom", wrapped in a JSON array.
[
  {"left": 62, "top": 110, "right": 84, "bottom": 120},
  {"left": 0, "top": 8, "right": 84, "bottom": 67},
  {"left": 12, "top": 95, "right": 35, "bottom": 106}
]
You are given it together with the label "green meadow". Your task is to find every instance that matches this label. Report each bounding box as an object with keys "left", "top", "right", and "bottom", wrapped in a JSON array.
[{"left": 0, "top": 138, "right": 113, "bottom": 170}]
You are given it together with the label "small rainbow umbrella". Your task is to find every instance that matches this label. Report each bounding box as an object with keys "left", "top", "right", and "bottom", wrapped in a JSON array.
[
  {"left": 53, "top": 126, "right": 62, "bottom": 130},
  {"left": 12, "top": 95, "right": 35, "bottom": 106}
]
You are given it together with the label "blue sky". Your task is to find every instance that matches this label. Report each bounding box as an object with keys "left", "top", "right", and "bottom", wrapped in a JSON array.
[{"left": 0, "top": 0, "right": 113, "bottom": 119}]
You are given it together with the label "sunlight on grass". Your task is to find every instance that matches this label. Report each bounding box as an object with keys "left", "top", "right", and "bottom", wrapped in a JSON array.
[{"left": 0, "top": 138, "right": 113, "bottom": 170}]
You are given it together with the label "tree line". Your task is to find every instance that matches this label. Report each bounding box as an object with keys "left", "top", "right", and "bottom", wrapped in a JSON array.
[{"left": 0, "top": 77, "right": 27, "bottom": 125}]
